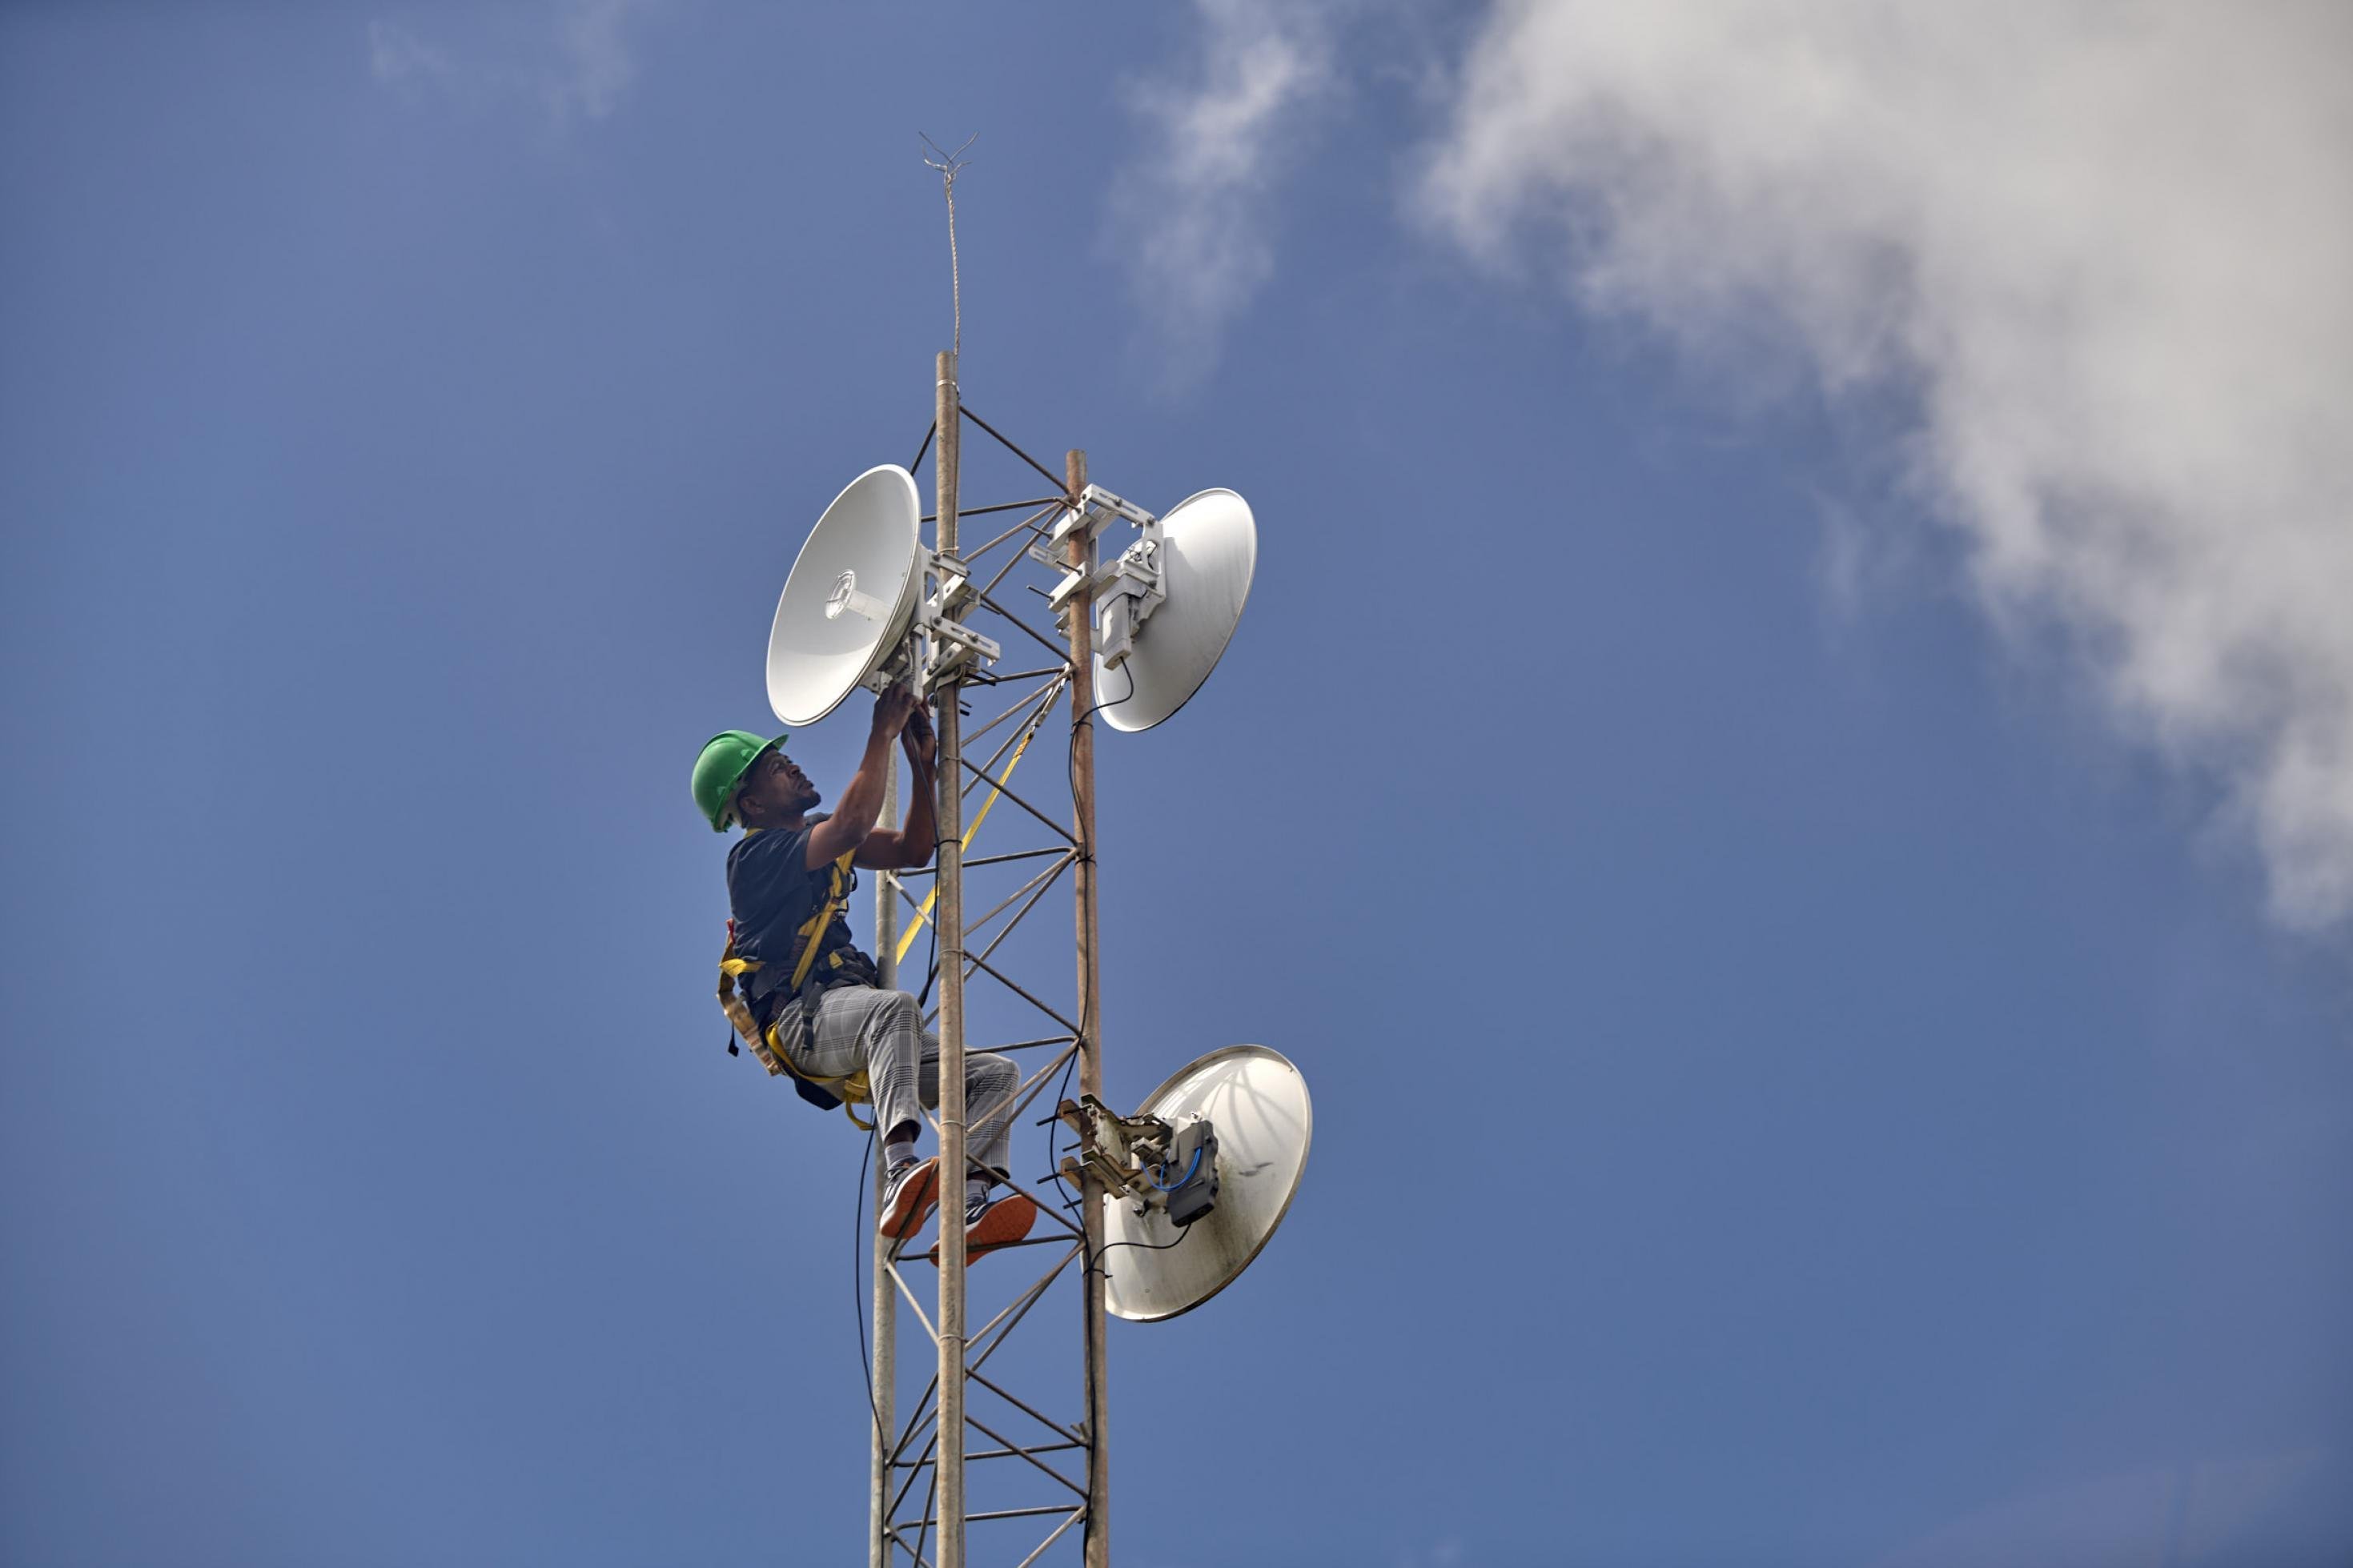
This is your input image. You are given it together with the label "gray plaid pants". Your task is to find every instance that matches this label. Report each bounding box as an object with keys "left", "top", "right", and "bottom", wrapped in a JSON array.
[{"left": 774, "top": 984, "right": 1018, "bottom": 1174}]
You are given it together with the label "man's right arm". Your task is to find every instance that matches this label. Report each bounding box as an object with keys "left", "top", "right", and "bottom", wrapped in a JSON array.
[{"left": 805, "top": 686, "right": 916, "bottom": 868}]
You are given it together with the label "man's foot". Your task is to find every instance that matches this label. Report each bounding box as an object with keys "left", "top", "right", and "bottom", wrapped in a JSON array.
[
  {"left": 927, "top": 1190, "right": 1038, "bottom": 1265},
  {"left": 877, "top": 1157, "right": 941, "bottom": 1245}
]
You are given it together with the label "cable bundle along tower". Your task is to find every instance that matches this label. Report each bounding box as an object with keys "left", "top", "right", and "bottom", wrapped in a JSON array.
[{"left": 757, "top": 150, "right": 1309, "bottom": 1565}]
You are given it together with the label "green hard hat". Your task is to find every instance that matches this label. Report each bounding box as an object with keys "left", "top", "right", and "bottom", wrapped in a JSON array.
[{"left": 692, "top": 728, "right": 787, "bottom": 832}]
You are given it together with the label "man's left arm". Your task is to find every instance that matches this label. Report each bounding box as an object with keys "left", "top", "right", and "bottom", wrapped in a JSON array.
[{"left": 853, "top": 697, "right": 938, "bottom": 870}]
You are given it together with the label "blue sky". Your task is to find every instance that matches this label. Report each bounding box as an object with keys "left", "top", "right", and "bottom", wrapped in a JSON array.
[{"left": 4, "top": 4, "right": 2350, "bottom": 1565}]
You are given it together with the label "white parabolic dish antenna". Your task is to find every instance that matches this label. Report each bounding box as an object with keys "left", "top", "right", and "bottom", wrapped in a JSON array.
[
  {"left": 1094, "top": 487, "right": 1255, "bottom": 734},
  {"left": 767, "top": 465, "right": 924, "bottom": 728},
  {"left": 1102, "top": 1045, "right": 1310, "bottom": 1322}
]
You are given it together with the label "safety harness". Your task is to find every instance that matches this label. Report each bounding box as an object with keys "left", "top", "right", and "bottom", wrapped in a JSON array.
[
  {"left": 709, "top": 711, "right": 1053, "bottom": 1126},
  {"left": 716, "top": 840, "right": 880, "bottom": 1128}
]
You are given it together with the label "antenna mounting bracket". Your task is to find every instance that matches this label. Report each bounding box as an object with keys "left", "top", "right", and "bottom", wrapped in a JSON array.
[
  {"left": 1044, "top": 485, "right": 1166, "bottom": 668},
  {"left": 1053, "top": 1093, "right": 1218, "bottom": 1223}
]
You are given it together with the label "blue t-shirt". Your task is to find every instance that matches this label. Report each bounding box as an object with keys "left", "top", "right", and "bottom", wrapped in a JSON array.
[{"left": 725, "top": 817, "right": 863, "bottom": 1013}]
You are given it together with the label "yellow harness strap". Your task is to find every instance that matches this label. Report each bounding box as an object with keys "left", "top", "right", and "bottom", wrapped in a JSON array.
[
  {"left": 791, "top": 848, "right": 860, "bottom": 989},
  {"left": 717, "top": 841, "right": 875, "bottom": 1129}
]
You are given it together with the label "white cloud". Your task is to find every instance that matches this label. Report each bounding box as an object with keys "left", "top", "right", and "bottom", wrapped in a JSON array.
[
  {"left": 1417, "top": 1, "right": 2353, "bottom": 928},
  {"left": 1114, "top": 0, "right": 1340, "bottom": 383},
  {"left": 367, "top": 18, "right": 464, "bottom": 97},
  {"left": 548, "top": 0, "right": 641, "bottom": 125},
  {"left": 368, "top": 1, "right": 653, "bottom": 130}
]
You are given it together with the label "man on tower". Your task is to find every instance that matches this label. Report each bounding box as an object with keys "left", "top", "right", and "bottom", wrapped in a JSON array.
[{"left": 693, "top": 685, "right": 1037, "bottom": 1257}]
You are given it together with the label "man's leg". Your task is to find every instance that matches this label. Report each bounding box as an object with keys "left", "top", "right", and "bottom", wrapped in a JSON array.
[
  {"left": 794, "top": 988, "right": 1007, "bottom": 1178},
  {"left": 965, "top": 1052, "right": 1019, "bottom": 1180},
  {"left": 791, "top": 986, "right": 936, "bottom": 1239},
  {"left": 917, "top": 1041, "right": 1033, "bottom": 1257},
  {"left": 913, "top": 1041, "right": 1018, "bottom": 1186},
  {"left": 792, "top": 985, "right": 929, "bottom": 1144}
]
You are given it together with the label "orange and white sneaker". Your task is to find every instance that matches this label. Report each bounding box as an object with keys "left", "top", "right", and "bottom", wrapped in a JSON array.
[
  {"left": 877, "top": 1157, "right": 941, "bottom": 1245},
  {"left": 929, "top": 1190, "right": 1038, "bottom": 1265}
]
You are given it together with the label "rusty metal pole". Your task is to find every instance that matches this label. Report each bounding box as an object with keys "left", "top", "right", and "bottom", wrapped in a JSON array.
[
  {"left": 869, "top": 763, "right": 899, "bottom": 1568},
  {"left": 930, "top": 349, "right": 970, "bottom": 1568},
  {"left": 1063, "top": 448, "right": 1111, "bottom": 1566}
]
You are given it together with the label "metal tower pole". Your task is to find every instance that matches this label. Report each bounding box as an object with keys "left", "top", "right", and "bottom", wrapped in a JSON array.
[
  {"left": 869, "top": 762, "right": 899, "bottom": 1568},
  {"left": 1063, "top": 447, "right": 1112, "bottom": 1566},
  {"left": 864, "top": 375, "right": 1113, "bottom": 1562},
  {"left": 930, "top": 348, "right": 971, "bottom": 1568}
]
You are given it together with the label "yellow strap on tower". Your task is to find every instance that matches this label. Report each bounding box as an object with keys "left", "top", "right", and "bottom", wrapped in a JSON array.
[{"left": 894, "top": 717, "right": 1043, "bottom": 965}]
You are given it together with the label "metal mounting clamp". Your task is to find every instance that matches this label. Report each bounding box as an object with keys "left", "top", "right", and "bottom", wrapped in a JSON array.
[
  {"left": 1039, "top": 484, "right": 1169, "bottom": 669},
  {"left": 903, "top": 547, "right": 1002, "bottom": 694},
  {"left": 1050, "top": 484, "right": 1156, "bottom": 547}
]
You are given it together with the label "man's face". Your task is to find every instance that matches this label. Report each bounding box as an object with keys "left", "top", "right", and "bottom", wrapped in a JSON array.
[{"left": 736, "top": 748, "right": 820, "bottom": 821}]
